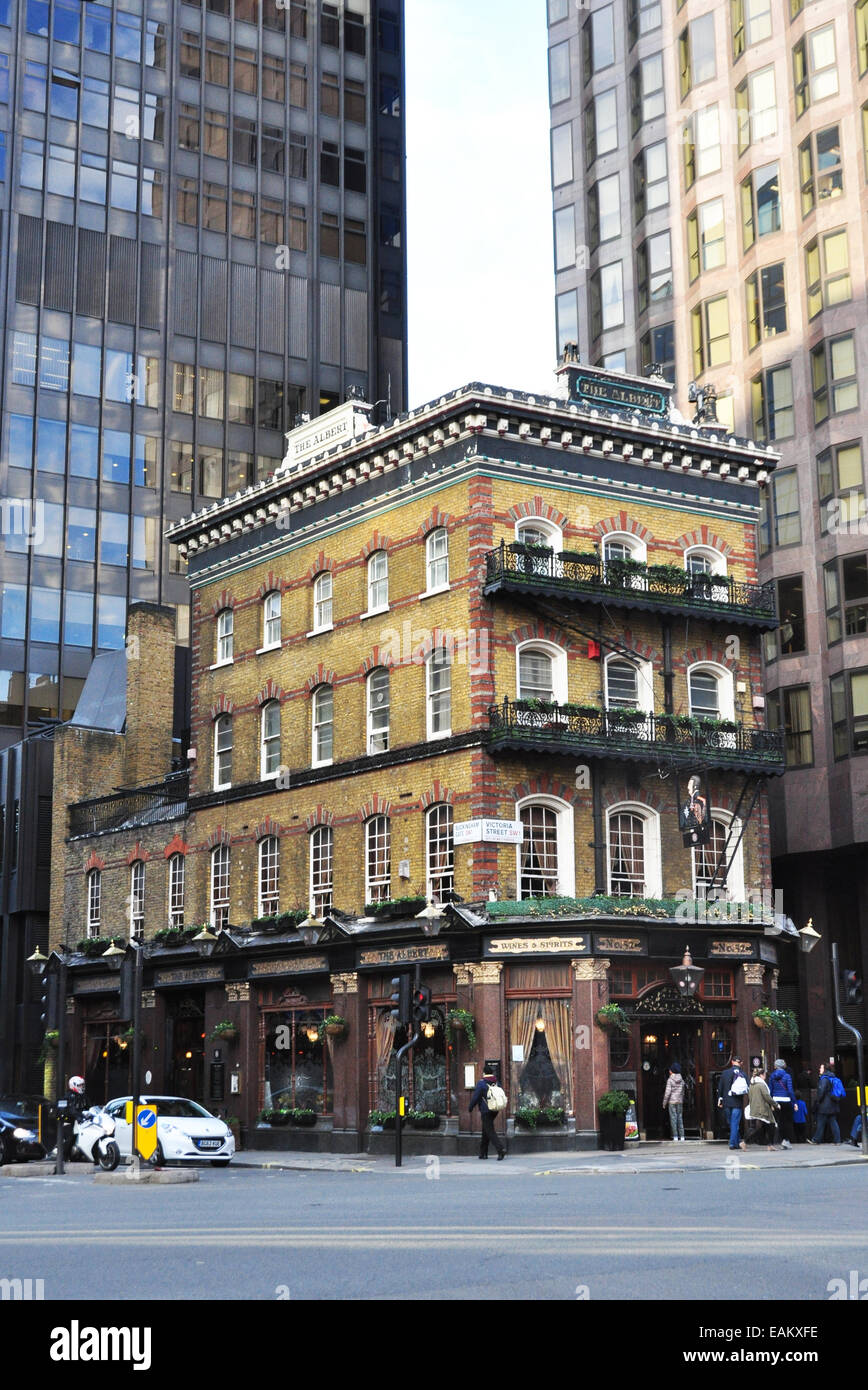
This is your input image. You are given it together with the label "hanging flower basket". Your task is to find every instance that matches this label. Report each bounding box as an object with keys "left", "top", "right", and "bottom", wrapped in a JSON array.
[
  {"left": 753, "top": 1009, "right": 774, "bottom": 1030},
  {"left": 445, "top": 1009, "right": 477, "bottom": 1049},
  {"left": 318, "top": 1014, "right": 347, "bottom": 1041},
  {"left": 596, "top": 1004, "right": 630, "bottom": 1034},
  {"left": 209, "top": 1021, "right": 239, "bottom": 1043}
]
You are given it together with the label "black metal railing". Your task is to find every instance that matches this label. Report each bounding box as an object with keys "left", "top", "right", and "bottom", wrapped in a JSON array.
[
  {"left": 487, "top": 700, "right": 784, "bottom": 771},
  {"left": 69, "top": 771, "right": 189, "bottom": 837},
  {"left": 484, "top": 542, "right": 778, "bottom": 625}
]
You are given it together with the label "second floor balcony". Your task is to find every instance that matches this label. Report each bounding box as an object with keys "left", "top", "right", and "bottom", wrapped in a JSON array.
[
  {"left": 487, "top": 700, "right": 785, "bottom": 775},
  {"left": 484, "top": 542, "right": 778, "bottom": 629}
]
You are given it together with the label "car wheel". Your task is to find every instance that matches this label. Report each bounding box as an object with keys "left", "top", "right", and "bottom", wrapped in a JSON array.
[
  {"left": 149, "top": 1142, "right": 166, "bottom": 1168},
  {"left": 210, "top": 1159, "right": 231, "bottom": 1167},
  {"left": 0, "top": 1132, "right": 9, "bottom": 1167}
]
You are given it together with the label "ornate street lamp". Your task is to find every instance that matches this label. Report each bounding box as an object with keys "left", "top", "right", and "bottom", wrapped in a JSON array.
[
  {"left": 799, "top": 918, "right": 821, "bottom": 955},
  {"left": 670, "top": 946, "right": 704, "bottom": 998},
  {"left": 193, "top": 925, "right": 219, "bottom": 958},
  {"left": 415, "top": 901, "right": 445, "bottom": 938},
  {"left": 298, "top": 915, "right": 324, "bottom": 947}
]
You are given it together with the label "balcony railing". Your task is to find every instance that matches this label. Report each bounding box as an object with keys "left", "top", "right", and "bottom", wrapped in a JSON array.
[
  {"left": 69, "top": 772, "right": 189, "bottom": 838},
  {"left": 487, "top": 700, "right": 784, "bottom": 773},
  {"left": 484, "top": 542, "right": 778, "bottom": 627}
]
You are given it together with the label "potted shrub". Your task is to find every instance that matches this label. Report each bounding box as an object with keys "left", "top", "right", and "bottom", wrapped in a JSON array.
[
  {"left": 260, "top": 1108, "right": 292, "bottom": 1126},
  {"left": 515, "top": 1106, "right": 541, "bottom": 1129},
  {"left": 409, "top": 1110, "right": 439, "bottom": 1130},
  {"left": 368, "top": 1109, "right": 397, "bottom": 1131},
  {"left": 598, "top": 1090, "right": 631, "bottom": 1151},
  {"left": 364, "top": 896, "right": 428, "bottom": 919},
  {"left": 444, "top": 1008, "right": 477, "bottom": 1049},
  {"left": 153, "top": 925, "right": 200, "bottom": 947},
  {"left": 596, "top": 1003, "right": 630, "bottom": 1034},
  {"left": 289, "top": 1108, "right": 317, "bottom": 1127},
  {"left": 540, "top": 1106, "right": 565, "bottom": 1126},
  {"left": 75, "top": 935, "right": 126, "bottom": 958},
  {"left": 209, "top": 1019, "right": 239, "bottom": 1044},
  {"left": 317, "top": 1014, "right": 347, "bottom": 1041}
]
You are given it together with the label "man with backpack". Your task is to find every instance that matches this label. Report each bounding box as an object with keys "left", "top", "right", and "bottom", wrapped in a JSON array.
[
  {"left": 469, "top": 1069, "right": 508, "bottom": 1160},
  {"left": 807, "top": 1062, "right": 844, "bottom": 1145},
  {"left": 717, "top": 1055, "right": 749, "bottom": 1150}
]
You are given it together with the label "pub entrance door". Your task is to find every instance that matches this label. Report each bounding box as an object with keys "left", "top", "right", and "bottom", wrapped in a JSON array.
[{"left": 640, "top": 1022, "right": 704, "bottom": 1138}]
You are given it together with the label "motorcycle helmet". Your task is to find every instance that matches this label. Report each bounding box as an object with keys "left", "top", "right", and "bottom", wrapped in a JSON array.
[{"left": 68, "top": 1075, "right": 86, "bottom": 1094}]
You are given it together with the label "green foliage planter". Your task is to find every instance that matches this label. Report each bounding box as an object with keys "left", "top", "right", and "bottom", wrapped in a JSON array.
[
  {"left": 251, "top": 910, "right": 307, "bottom": 934},
  {"left": 364, "top": 897, "right": 428, "bottom": 919},
  {"left": 209, "top": 1020, "right": 239, "bottom": 1044},
  {"left": 38, "top": 1030, "right": 60, "bottom": 1062},
  {"left": 153, "top": 926, "right": 200, "bottom": 947},
  {"left": 317, "top": 1014, "right": 347, "bottom": 1042},
  {"left": 598, "top": 1090, "right": 631, "bottom": 1152},
  {"left": 596, "top": 1004, "right": 630, "bottom": 1034},
  {"left": 289, "top": 1109, "right": 317, "bottom": 1127},
  {"left": 368, "top": 1110, "right": 397, "bottom": 1131},
  {"left": 445, "top": 1009, "right": 477, "bottom": 1050},
  {"left": 75, "top": 935, "right": 126, "bottom": 958},
  {"left": 260, "top": 1110, "right": 292, "bottom": 1127},
  {"left": 409, "top": 1111, "right": 439, "bottom": 1130},
  {"left": 753, "top": 1007, "right": 799, "bottom": 1046},
  {"left": 516, "top": 1106, "right": 565, "bottom": 1129}
]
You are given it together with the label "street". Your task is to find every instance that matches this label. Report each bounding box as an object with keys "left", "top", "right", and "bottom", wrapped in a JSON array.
[{"left": 2, "top": 1158, "right": 866, "bottom": 1303}]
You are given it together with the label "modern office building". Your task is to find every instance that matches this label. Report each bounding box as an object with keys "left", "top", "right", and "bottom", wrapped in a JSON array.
[
  {"left": 547, "top": 0, "right": 868, "bottom": 1065},
  {"left": 0, "top": 0, "right": 407, "bottom": 742}
]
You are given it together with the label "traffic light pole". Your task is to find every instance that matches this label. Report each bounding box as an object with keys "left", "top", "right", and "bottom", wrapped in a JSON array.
[
  {"left": 54, "top": 954, "right": 67, "bottom": 1176},
  {"left": 831, "top": 941, "right": 867, "bottom": 1157},
  {"left": 394, "top": 1029, "right": 419, "bottom": 1168}
]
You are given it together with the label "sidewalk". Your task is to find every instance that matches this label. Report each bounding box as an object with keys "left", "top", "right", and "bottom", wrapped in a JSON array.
[{"left": 231, "top": 1140, "right": 868, "bottom": 1177}]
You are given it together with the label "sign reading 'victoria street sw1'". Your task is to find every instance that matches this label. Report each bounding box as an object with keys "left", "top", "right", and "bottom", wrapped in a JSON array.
[{"left": 453, "top": 818, "right": 523, "bottom": 846}]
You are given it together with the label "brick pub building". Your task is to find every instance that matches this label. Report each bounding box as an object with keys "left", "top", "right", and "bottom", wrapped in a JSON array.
[{"left": 51, "top": 359, "right": 798, "bottom": 1150}]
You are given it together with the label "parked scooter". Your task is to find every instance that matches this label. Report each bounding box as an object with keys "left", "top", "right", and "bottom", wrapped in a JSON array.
[{"left": 70, "top": 1106, "right": 120, "bottom": 1171}]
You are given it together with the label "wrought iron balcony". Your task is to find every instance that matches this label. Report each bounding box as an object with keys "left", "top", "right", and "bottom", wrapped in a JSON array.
[
  {"left": 484, "top": 542, "right": 778, "bottom": 628},
  {"left": 487, "top": 700, "right": 784, "bottom": 774},
  {"left": 69, "top": 771, "right": 189, "bottom": 838}
]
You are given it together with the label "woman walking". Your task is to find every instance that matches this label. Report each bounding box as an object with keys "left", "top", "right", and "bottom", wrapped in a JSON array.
[
  {"left": 748, "top": 1067, "right": 780, "bottom": 1151},
  {"left": 662, "top": 1062, "right": 685, "bottom": 1141}
]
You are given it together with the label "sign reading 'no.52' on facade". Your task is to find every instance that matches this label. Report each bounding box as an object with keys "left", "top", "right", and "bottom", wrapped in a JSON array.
[{"left": 453, "top": 819, "right": 524, "bottom": 846}]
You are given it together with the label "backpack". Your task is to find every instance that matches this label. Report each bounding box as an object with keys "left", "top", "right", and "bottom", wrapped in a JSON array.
[
  {"left": 828, "top": 1075, "right": 846, "bottom": 1100},
  {"left": 729, "top": 1075, "right": 748, "bottom": 1097},
  {"left": 485, "top": 1084, "right": 508, "bottom": 1113}
]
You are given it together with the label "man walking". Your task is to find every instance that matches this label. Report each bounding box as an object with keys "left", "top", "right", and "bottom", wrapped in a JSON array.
[
  {"left": 808, "top": 1062, "right": 843, "bottom": 1146},
  {"left": 717, "top": 1055, "right": 748, "bottom": 1150},
  {"left": 469, "top": 1070, "right": 506, "bottom": 1160}
]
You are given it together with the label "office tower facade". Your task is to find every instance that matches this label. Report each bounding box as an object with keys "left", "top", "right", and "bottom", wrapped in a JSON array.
[
  {"left": 0, "top": 0, "right": 407, "bottom": 743},
  {"left": 547, "top": 0, "right": 868, "bottom": 1062}
]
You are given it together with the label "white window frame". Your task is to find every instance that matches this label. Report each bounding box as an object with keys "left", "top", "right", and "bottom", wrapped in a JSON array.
[
  {"left": 311, "top": 685, "right": 334, "bottom": 767},
  {"left": 365, "top": 815, "right": 391, "bottom": 904},
  {"left": 425, "top": 527, "right": 449, "bottom": 594},
  {"left": 258, "top": 835, "right": 280, "bottom": 918},
  {"left": 214, "top": 714, "right": 233, "bottom": 790},
  {"left": 367, "top": 667, "right": 390, "bottom": 754},
  {"left": 687, "top": 661, "right": 735, "bottom": 722},
  {"left": 310, "top": 825, "right": 334, "bottom": 917},
  {"left": 210, "top": 844, "right": 230, "bottom": 930},
  {"left": 312, "top": 572, "right": 333, "bottom": 634},
  {"left": 366, "top": 550, "right": 389, "bottom": 615},
  {"left": 692, "top": 812, "right": 746, "bottom": 903},
  {"left": 168, "top": 853, "right": 185, "bottom": 930},
  {"left": 604, "top": 653, "right": 654, "bottom": 715},
  {"left": 87, "top": 869, "right": 101, "bottom": 936},
  {"left": 260, "top": 700, "right": 281, "bottom": 778},
  {"left": 262, "top": 590, "right": 281, "bottom": 650},
  {"left": 426, "top": 804, "right": 454, "bottom": 903},
  {"left": 516, "top": 640, "right": 568, "bottom": 705},
  {"left": 606, "top": 803, "right": 662, "bottom": 898},
  {"left": 426, "top": 647, "right": 452, "bottom": 740},
  {"left": 685, "top": 546, "right": 729, "bottom": 601},
  {"left": 216, "top": 608, "right": 234, "bottom": 665},
  {"left": 514, "top": 517, "right": 563, "bottom": 552},
  {"left": 515, "top": 795, "right": 575, "bottom": 900},
  {"left": 130, "top": 860, "right": 145, "bottom": 940}
]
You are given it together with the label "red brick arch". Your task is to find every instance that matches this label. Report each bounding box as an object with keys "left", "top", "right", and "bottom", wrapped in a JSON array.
[
  {"left": 306, "top": 552, "right": 336, "bottom": 581},
  {"left": 205, "top": 828, "right": 231, "bottom": 850},
  {"left": 595, "top": 513, "right": 654, "bottom": 544},
  {"left": 256, "top": 680, "right": 284, "bottom": 706},
  {"left": 420, "top": 782, "right": 456, "bottom": 808},
  {"left": 255, "top": 817, "right": 283, "bottom": 841},
  {"left": 209, "top": 590, "right": 236, "bottom": 616},
  {"left": 210, "top": 695, "right": 235, "bottom": 719},
  {"left": 164, "top": 835, "right": 189, "bottom": 859},
  {"left": 674, "top": 527, "right": 734, "bottom": 558},
  {"left": 305, "top": 806, "right": 335, "bottom": 832},
  {"left": 509, "top": 774, "right": 580, "bottom": 806},
  {"left": 361, "top": 532, "right": 392, "bottom": 558},
  {"left": 305, "top": 665, "right": 337, "bottom": 693},
  {"left": 359, "top": 794, "right": 392, "bottom": 822},
  {"left": 508, "top": 496, "right": 569, "bottom": 530}
]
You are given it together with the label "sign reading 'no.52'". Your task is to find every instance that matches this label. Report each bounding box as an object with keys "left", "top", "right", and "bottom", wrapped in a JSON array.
[{"left": 453, "top": 819, "right": 523, "bottom": 846}]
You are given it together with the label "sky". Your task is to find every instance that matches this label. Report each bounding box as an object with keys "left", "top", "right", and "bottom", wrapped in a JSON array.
[{"left": 404, "top": 0, "right": 555, "bottom": 408}]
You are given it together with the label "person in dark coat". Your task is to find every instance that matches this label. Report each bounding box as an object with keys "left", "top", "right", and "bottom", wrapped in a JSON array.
[
  {"left": 768, "top": 1058, "right": 796, "bottom": 1148},
  {"left": 717, "top": 1055, "right": 748, "bottom": 1150},
  {"left": 808, "top": 1063, "right": 842, "bottom": 1145},
  {"left": 469, "top": 1070, "right": 506, "bottom": 1160},
  {"left": 793, "top": 1092, "right": 808, "bottom": 1143}
]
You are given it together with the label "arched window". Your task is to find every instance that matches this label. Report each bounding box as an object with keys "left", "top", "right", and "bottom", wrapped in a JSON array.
[
  {"left": 516, "top": 641, "right": 568, "bottom": 705},
  {"left": 365, "top": 816, "right": 391, "bottom": 904},
  {"left": 312, "top": 572, "right": 333, "bottom": 632},
  {"left": 517, "top": 797, "right": 575, "bottom": 899},
  {"left": 311, "top": 686, "right": 334, "bottom": 766},
  {"left": 603, "top": 533, "right": 647, "bottom": 590},
  {"left": 216, "top": 608, "right": 234, "bottom": 663},
  {"left": 168, "top": 853, "right": 185, "bottom": 929},
  {"left": 427, "top": 647, "right": 452, "bottom": 739},
  {"left": 603, "top": 533, "right": 646, "bottom": 564},
  {"left": 310, "top": 826, "right": 333, "bottom": 916},
  {"left": 516, "top": 518, "right": 562, "bottom": 550},
  {"left": 426, "top": 527, "right": 449, "bottom": 592},
  {"left": 214, "top": 714, "right": 233, "bottom": 789},
  {"left": 258, "top": 835, "right": 280, "bottom": 917},
  {"left": 607, "top": 805, "right": 662, "bottom": 898},
  {"left": 688, "top": 662, "right": 735, "bottom": 721},
  {"left": 605, "top": 655, "right": 654, "bottom": 716},
  {"left": 693, "top": 815, "right": 745, "bottom": 901},
  {"left": 87, "top": 869, "right": 101, "bottom": 936},
  {"left": 263, "top": 590, "right": 281, "bottom": 649},
  {"left": 261, "top": 700, "right": 281, "bottom": 777},
  {"left": 427, "top": 804, "right": 454, "bottom": 902},
  {"left": 685, "top": 547, "right": 729, "bottom": 602},
  {"left": 367, "top": 550, "right": 389, "bottom": 613},
  {"left": 210, "top": 844, "right": 230, "bottom": 930},
  {"left": 130, "top": 860, "right": 145, "bottom": 940},
  {"left": 367, "top": 668, "right": 390, "bottom": 754}
]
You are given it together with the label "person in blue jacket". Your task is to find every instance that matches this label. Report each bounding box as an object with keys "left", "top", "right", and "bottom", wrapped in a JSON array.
[
  {"left": 807, "top": 1062, "right": 842, "bottom": 1145},
  {"left": 767, "top": 1058, "right": 796, "bottom": 1149},
  {"left": 469, "top": 1070, "right": 506, "bottom": 1160}
]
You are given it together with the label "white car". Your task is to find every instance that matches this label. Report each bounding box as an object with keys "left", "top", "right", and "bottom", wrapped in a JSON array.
[{"left": 105, "top": 1096, "right": 235, "bottom": 1167}]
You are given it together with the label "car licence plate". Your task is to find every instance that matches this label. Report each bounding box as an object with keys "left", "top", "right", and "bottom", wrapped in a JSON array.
[{"left": 197, "top": 1139, "right": 221, "bottom": 1149}]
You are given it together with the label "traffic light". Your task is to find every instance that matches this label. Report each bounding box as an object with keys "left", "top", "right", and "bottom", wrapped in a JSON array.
[
  {"left": 412, "top": 984, "right": 432, "bottom": 1027},
  {"left": 842, "top": 968, "right": 863, "bottom": 1006},
  {"left": 390, "top": 975, "right": 411, "bottom": 1027},
  {"left": 119, "top": 952, "right": 135, "bottom": 1020},
  {"left": 40, "top": 970, "right": 59, "bottom": 1031}
]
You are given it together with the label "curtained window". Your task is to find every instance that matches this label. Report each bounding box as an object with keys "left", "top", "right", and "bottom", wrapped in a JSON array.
[
  {"left": 507, "top": 992, "right": 572, "bottom": 1113},
  {"left": 520, "top": 804, "right": 559, "bottom": 897},
  {"left": 426, "top": 804, "right": 454, "bottom": 902},
  {"left": 609, "top": 812, "right": 645, "bottom": 895},
  {"left": 263, "top": 1010, "right": 333, "bottom": 1114}
]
